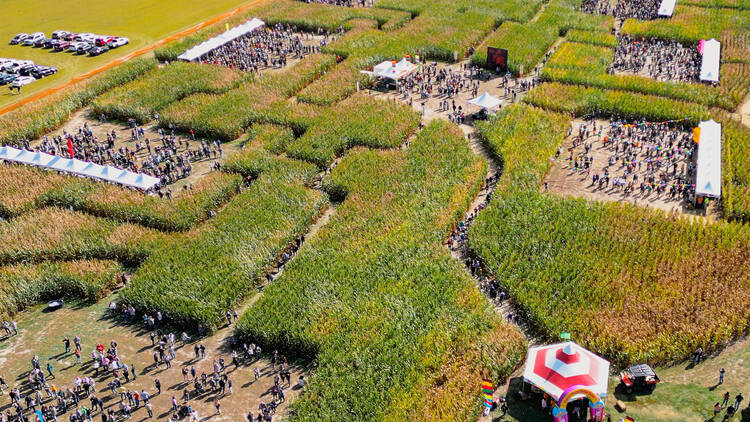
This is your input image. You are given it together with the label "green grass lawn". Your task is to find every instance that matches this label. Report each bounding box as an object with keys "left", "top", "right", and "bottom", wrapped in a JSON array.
[
  {"left": 0, "top": 0, "right": 253, "bottom": 109},
  {"left": 493, "top": 339, "right": 750, "bottom": 422}
]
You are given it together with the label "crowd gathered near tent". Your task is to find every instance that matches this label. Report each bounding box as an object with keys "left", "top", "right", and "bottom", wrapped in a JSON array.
[
  {"left": 195, "top": 23, "right": 328, "bottom": 73},
  {"left": 580, "top": 0, "right": 661, "bottom": 19},
  {"left": 7, "top": 120, "right": 224, "bottom": 189},
  {"left": 611, "top": 34, "right": 701, "bottom": 83},
  {"left": 0, "top": 309, "right": 305, "bottom": 422},
  {"left": 561, "top": 118, "right": 698, "bottom": 203}
]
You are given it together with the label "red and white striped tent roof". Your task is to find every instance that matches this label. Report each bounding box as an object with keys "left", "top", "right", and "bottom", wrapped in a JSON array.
[{"left": 522, "top": 342, "right": 610, "bottom": 402}]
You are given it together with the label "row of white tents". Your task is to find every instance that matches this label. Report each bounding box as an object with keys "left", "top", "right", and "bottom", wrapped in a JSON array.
[
  {"left": 178, "top": 18, "right": 265, "bottom": 62},
  {"left": 0, "top": 146, "right": 160, "bottom": 191}
]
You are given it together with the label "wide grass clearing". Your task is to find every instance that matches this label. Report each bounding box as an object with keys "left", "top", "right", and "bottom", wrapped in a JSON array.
[
  {"left": 237, "top": 120, "right": 525, "bottom": 421},
  {"left": 0, "top": 0, "right": 253, "bottom": 110}
]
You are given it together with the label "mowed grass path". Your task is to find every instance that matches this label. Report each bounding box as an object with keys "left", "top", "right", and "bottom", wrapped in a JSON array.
[{"left": 0, "top": 0, "right": 253, "bottom": 109}]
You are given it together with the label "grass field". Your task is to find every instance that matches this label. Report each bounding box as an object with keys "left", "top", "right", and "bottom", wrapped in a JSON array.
[{"left": 0, "top": 0, "right": 255, "bottom": 110}]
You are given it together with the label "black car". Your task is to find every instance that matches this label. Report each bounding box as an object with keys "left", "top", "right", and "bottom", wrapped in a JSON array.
[
  {"left": 31, "top": 66, "right": 57, "bottom": 78},
  {"left": 88, "top": 46, "right": 109, "bottom": 56},
  {"left": 33, "top": 37, "right": 48, "bottom": 48},
  {"left": 17, "top": 63, "right": 37, "bottom": 76},
  {"left": 0, "top": 73, "right": 19, "bottom": 85}
]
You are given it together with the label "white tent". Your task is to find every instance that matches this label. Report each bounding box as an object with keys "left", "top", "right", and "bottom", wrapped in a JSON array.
[
  {"left": 373, "top": 58, "right": 418, "bottom": 81},
  {"left": 467, "top": 92, "right": 503, "bottom": 110},
  {"left": 695, "top": 119, "right": 722, "bottom": 198},
  {"left": 657, "top": 0, "right": 676, "bottom": 16},
  {"left": 0, "top": 148, "right": 160, "bottom": 190},
  {"left": 699, "top": 39, "right": 721, "bottom": 83},
  {"left": 178, "top": 18, "right": 265, "bottom": 62}
]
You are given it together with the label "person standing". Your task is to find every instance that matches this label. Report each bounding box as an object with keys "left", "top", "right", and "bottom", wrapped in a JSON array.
[
  {"left": 734, "top": 393, "right": 744, "bottom": 410},
  {"left": 719, "top": 368, "right": 725, "bottom": 385},
  {"left": 723, "top": 391, "right": 730, "bottom": 407}
]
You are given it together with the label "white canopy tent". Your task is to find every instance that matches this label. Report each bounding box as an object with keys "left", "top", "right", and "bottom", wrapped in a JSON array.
[
  {"left": 373, "top": 58, "right": 418, "bottom": 81},
  {"left": 699, "top": 39, "right": 721, "bottom": 83},
  {"left": 657, "top": 0, "right": 676, "bottom": 16},
  {"left": 0, "top": 146, "right": 160, "bottom": 190},
  {"left": 467, "top": 92, "right": 503, "bottom": 110},
  {"left": 178, "top": 18, "right": 265, "bottom": 62},
  {"left": 695, "top": 119, "right": 722, "bottom": 198}
]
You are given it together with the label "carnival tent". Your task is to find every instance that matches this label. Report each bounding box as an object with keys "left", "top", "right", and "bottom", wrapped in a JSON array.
[
  {"left": 0, "top": 147, "right": 160, "bottom": 190},
  {"left": 467, "top": 92, "right": 503, "bottom": 110},
  {"left": 373, "top": 58, "right": 418, "bottom": 81},
  {"left": 699, "top": 39, "right": 721, "bottom": 83},
  {"left": 178, "top": 18, "right": 265, "bottom": 62},
  {"left": 522, "top": 342, "right": 610, "bottom": 402},
  {"left": 695, "top": 119, "right": 722, "bottom": 198},
  {"left": 657, "top": 0, "right": 676, "bottom": 16}
]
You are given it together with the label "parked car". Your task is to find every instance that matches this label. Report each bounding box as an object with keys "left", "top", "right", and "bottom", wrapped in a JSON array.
[
  {"left": 88, "top": 46, "right": 110, "bottom": 56},
  {"left": 43, "top": 38, "right": 56, "bottom": 48},
  {"left": 11, "top": 76, "right": 36, "bottom": 88},
  {"left": 75, "top": 33, "right": 97, "bottom": 43},
  {"left": 96, "top": 36, "right": 115, "bottom": 46},
  {"left": 108, "top": 37, "right": 129, "bottom": 49},
  {"left": 620, "top": 364, "right": 660, "bottom": 394},
  {"left": 68, "top": 41, "right": 87, "bottom": 52},
  {"left": 31, "top": 65, "right": 57, "bottom": 78},
  {"left": 3, "top": 60, "right": 34, "bottom": 73},
  {"left": 54, "top": 41, "right": 70, "bottom": 51},
  {"left": 34, "top": 37, "right": 51, "bottom": 48},
  {"left": 23, "top": 32, "right": 45, "bottom": 46},
  {"left": 0, "top": 73, "right": 19, "bottom": 85},
  {"left": 75, "top": 43, "right": 93, "bottom": 54},
  {"left": 63, "top": 32, "right": 77, "bottom": 41},
  {"left": 52, "top": 30, "right": 70, "bottom": 39},
  {"left": 10, "top": 33, "right": 29, "bottom": 45},
  {"left": 17, "top": 63, "right": 37, "bottom": 76}
]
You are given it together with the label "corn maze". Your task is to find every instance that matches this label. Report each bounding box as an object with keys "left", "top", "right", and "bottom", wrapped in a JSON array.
[{"left": 0, "top": 0, "right": 749, "bottom": 419}]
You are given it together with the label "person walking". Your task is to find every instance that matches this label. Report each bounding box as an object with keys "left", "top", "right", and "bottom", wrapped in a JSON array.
[
  {"left": 713, "top": 402, "right": 721, "bottom": 418},
  {"left": 734, "top": 392, "right": 744, "bottom": 410},
  {"left": 723, "top": 391, "right": 730, "bottom": 407},
  {"left": 719, "top": 368, "right": 725, "bottom": 385}
]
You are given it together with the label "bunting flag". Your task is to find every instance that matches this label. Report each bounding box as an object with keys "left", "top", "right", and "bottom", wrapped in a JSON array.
[
  {"left": 67, "top": 137, "right": 75, "bottom": 157},
  {"left": 35, "top": 410, "right": 45, "bottom": 422},
  {"left": 481, "top": 378, "right": 494, "bottom": 408},
  {"left": 621, "top": 117, "right": 689, "bottom": 128},
  {"left": 693, "top": 127, "right": 701, "bottom": 144}
]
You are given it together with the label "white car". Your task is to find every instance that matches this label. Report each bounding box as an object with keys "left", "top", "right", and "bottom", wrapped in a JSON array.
[
  {"left": 23, "top": 32, "right": 45, "bottom": 46},
  {"left": 52, "top": 30, "right": 70, "bottom": 39},
  {"left": 11, "top": 76, "right": 35, "bottom": 87},
  {"left": 109, "top": 37, "right": 129, "bottom": 48},
  {"left": 75, "top": 33, "right": 98, "bottom": 42},
  {"left": 68, "top": 41, "right": 88, "bottom": 51},
  {"left": 10, "top": 33, "right": 29, "bottom": 45}
]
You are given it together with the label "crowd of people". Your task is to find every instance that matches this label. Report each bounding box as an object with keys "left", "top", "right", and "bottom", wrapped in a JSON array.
[
  {"left": 611, "top": 34, "right": 701, "bottom": 83},
  {"left": 383, "top": 61, "right": 538, "bottom": 125},
  {"left": 581, "top": 0, "right": 661, "bottom": 20},
  {"left": 198, "top": 24, "right": 327, "bottom": 73},
  {"left": 0, "top": 307, "right": 306, "bottom": 422},
  {"left": 11, "top": 120, "right": 226, "bottom": 191},
  {"left": 560, "top": 118, "right": 697, "bottom": 204}
]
